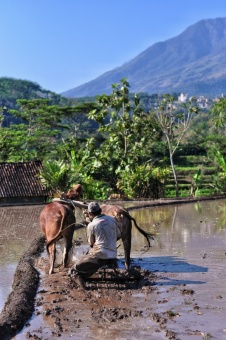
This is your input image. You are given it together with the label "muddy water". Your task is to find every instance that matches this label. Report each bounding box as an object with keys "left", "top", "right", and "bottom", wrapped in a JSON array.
[
  {"left": 1, "top": 200, "right": 226, "bottom": 339},
  {"left": 129, "top": 200, "right": 226, "bottom": 339},
  {"left": 0, "top": 205, "right": 43, "bottom": 312},
  {"left": 0, "top": 239, "right": 33, "bottom": 310}
]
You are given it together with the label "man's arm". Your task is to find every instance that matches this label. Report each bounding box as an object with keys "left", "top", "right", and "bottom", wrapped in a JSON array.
[{"left": 87, "top": 224, "right": 95, "bottom": 247}]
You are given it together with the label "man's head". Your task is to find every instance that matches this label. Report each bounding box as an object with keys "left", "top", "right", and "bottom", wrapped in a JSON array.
[{"left": 88, "top": 202, "right": 102, "bottom": 217}]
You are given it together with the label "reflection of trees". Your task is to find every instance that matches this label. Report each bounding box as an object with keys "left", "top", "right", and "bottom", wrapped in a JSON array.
[
  {"left": 214, "top": 203, "right": 226, "bottom": 231},
  {"left": 131, "top": 206, "right": 174, "bottom": 231},
  {"left": 130, "top": 206, "right": 180, "bottom": 250},
  {"left": 129, "top": 199, "right": 226, "bottom": 250},
  {"left": 194, "top": 202, "right": 202, "bottom": 214},
  {"left": 170, "top": 206, "right": 177, "bottom": 248}
]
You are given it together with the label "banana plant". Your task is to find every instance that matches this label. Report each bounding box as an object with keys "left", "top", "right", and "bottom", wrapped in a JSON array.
[
  {"left": 211, "top": 150, "right": 226, "bottom": 193},
  {"left": 39, "top": 160, "right": 74, "bottom": 196},
  {"left": 190, "top": 168, "right": 202, "bottom": 197}
]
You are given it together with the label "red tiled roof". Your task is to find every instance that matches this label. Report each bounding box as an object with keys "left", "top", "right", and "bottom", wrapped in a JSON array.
[{"left": 0, "top": 161, "right": 50, "bottom": 198}]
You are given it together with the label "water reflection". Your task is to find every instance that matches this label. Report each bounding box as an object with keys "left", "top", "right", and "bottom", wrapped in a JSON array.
[
  {"left": 1, "top": 199, "right": 226, "bottom": 312},
  {"left": 128, "top": 200, "right": 226, "bottom": 256},
  {"left": 0, "top": 205, "right": 43, "bottom": 312},
  {"left": 0, "top": 240, "right": 31, "bottom": 311}
]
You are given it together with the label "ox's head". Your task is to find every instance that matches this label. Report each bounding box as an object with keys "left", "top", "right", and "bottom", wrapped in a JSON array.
[{"left": 62, "top": 184, "right": 83, "bottom": 200}]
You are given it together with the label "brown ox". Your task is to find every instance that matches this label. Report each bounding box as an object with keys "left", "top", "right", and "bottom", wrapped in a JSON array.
[
  {"left": 41, "top": 185, "right": 154, "bottom": 273},
  {"left": 40, "top": 184, "right": 86, "bottom": 274},
  {"left": 99, "top": 204, "right": 154, "bottom": 270},
  {"left": 40, "top": 202, "right": 76, "bottom": 274}
]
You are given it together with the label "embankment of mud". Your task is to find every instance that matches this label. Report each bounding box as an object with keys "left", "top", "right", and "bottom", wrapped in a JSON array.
[{"left": 0, "top": 236, "right": 45, "bottom": 340}]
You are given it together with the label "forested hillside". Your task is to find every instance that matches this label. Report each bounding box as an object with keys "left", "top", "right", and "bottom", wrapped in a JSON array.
[
  {"left": 0, "top": 77, "right": 95, "bottom": 126},
  {"left": 1, "top": 78, "right": 226, "bottom": 200}
]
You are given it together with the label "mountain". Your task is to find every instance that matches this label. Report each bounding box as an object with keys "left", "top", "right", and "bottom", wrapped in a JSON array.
[{"left": 62, "top": 18, "right": 226, "bottom": 98}]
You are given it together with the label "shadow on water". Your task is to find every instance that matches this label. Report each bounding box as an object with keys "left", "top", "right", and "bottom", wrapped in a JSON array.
[
  {"left": 132, "top": 256, "right": 208, "bottom": 273},
  {"left": 153, "top": 277, "right": 206, "bottom": 286},
  {"left": 131, "top": 256, "right": 208, "bottom": 286}
]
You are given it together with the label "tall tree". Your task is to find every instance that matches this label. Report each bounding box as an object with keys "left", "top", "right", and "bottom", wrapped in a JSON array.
[
  {"left": 88, "top": 78, "right": 161, "bottom": 191},
  {"left": 7, "top": 99, "right": 65, "bottom": 161},
  {"left": 153, "top": 95, "right": 199, "bottom": 197},
  {"left": 3, "top": 99, "right": 94, "bottom": 162},
  {"left": 61, "top": 102, "right": 98, "bottom": 140}
]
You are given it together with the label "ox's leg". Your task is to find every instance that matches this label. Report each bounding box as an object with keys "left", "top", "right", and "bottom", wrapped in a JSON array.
[
  {"left": 62, "top": 235, "right": 73, "bottom": 268},
  {"left": 121, "top": 218, "right": 132, "bottom": 270},
  {"left": 48, "top": 243, "right": 56, "bottom": 274}
]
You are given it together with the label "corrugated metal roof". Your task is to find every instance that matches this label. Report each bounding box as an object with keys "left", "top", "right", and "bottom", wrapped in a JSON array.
[{"left": 0, "top": 161, "right": 50, "bottom": 198}]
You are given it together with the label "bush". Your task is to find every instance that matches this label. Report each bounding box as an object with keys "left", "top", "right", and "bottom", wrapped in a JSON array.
[
  {"left": 116, "top": 165, "right": 170, "bottom": 199},
  {"left": 81, "top": 175, "right": 112, "bottom": 200}
]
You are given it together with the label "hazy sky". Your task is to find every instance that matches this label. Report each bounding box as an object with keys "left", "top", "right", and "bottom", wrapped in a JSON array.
[{"left": 1, "top": 0, "right": 226, "bottom": 94}]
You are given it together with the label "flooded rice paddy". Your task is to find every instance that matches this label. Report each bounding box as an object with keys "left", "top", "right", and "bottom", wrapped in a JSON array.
[
  {"left": 0, "top": 205, "right": 43, "bottom": 312},
  {"left": 1, "top": 199, "right": 226, "bottom": 338}
]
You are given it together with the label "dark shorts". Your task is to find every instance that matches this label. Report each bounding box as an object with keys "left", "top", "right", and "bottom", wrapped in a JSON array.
[{"left": 74, "top": 253, "right": 117, "bottom": 278}]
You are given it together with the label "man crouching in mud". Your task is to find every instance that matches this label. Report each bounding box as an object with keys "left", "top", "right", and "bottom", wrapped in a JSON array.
[{"left": 68, "top": 202, "right": 120, "bottom": 289}]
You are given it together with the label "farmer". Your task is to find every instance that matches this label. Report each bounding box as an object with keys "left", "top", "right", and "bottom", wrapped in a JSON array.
[{"left": 68, "top": 201, "right": 119, "bottom": 289}]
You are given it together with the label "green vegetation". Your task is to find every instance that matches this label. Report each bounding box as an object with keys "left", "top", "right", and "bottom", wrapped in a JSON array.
[
  {"left": 152, "top": 94, "right": 199, "bottom": 196},
  {"left": 1, "top": 77, "right": 226, "bottom": 200}
]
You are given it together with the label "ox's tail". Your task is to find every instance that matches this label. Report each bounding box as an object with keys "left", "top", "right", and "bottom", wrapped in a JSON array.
[
  {"left": 46, "top": 222, "right": 86, "bottom": 251},
  {"left": 129, "top": 215, "right": 155, "bottom": 248},
  {"left": 46, "top": 233, "right": 62, "bottom": 253},
  {"left": 46, "top": 209, "right": 68, "bottom": 253}
]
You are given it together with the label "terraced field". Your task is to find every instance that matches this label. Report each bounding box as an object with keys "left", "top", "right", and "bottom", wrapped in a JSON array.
[{"left": 165, "top": 155, "right": 218, "bottom": 197}]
